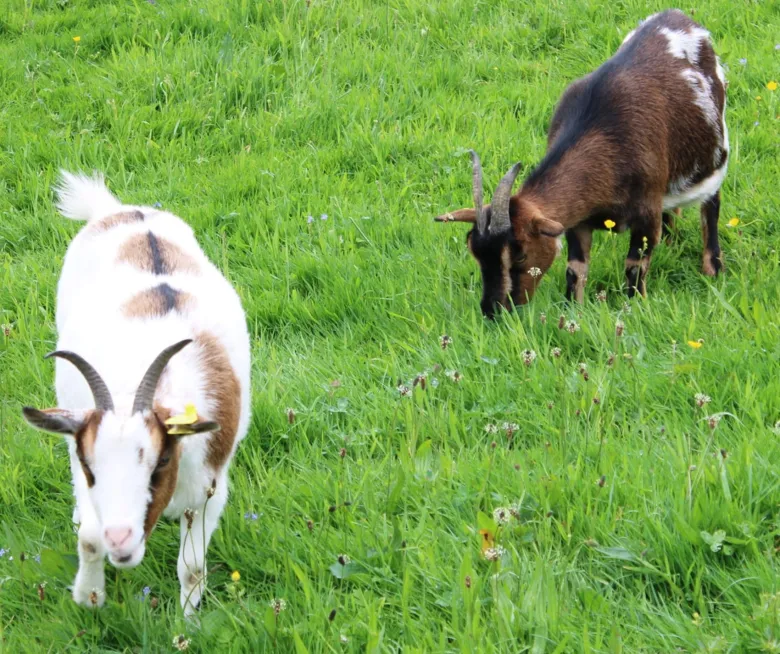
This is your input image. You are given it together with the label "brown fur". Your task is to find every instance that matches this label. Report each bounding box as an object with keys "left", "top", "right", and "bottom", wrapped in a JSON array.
[
  {"left": 122, "top": 285, "right": 193, "bottom": 318},
  {"left": 437, "top": 10, "right": 726, "bottom": 311},
  {"left": 74, "top": 412, "right": 103, "bottom": 488},
  {"left": 117, "top": 233, "right": 199, "bottom": 275},
  {"left": 143, "top": 411, "right": 182, "bottom": 537},
  {"left": 194, "top": 332, "right": 241, "bottom": 470},
  {"left": 89, "top": 211, "right": 145, "bottom": 233}
]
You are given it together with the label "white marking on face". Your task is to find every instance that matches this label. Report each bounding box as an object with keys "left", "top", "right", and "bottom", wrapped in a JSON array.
[
  {"left": 501, "top": 246, "right": 513, "bottom": 298},
  {"left": 663, "top": 163, "right": 727, "bottom": 210},
  {"left": 555, "top": 236, "right": 564, "bottom": 254},
  {"left": 660, "top": 26, "right": 711, "bottom": 63},
  {"left": 88, "top": 412, "right": 157, "bottom": 565}
]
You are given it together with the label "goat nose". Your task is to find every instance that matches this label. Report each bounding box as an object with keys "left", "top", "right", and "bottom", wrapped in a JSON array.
[{"left": 104, "top": 527, "right": 132, "bottom": 549}]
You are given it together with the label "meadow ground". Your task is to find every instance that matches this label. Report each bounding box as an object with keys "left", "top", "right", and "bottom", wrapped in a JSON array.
[{"left": 1, "top": 0, "right": 779, "bottom": 651}]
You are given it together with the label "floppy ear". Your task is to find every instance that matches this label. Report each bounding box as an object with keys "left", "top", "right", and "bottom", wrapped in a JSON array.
[
  {"left": 22, "top": 407, "right": 91, "bottom": 435},
  {"left": 154, "top": 407, "right": 220, "bottom": 437},
  {"left": 434, "top": 208, "right": 477, "bottom": 223},
  {"left": 531, "top": 216, "right": 565, "bottom": 237}
]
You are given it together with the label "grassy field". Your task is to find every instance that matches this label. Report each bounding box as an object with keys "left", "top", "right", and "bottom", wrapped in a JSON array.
[{"left": 1, "top": 0, "right": 779, "bottom": 651}]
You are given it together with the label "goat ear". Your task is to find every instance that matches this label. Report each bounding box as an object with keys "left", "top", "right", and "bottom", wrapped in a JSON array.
[
  {"left": 531, "top": 216, "right": 565, "bottom": 238},
  {"left": 168, "top": 420, "right": 220, "bottom": 437},
  {"left": 434, "top": 208, "right": 477, "bottom": 223},
  {"left": 22, "top": 407, "right": 90, "bottom": 435}
]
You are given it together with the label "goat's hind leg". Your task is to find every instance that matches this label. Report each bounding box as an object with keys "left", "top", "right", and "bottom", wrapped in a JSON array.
[{"left": 700, "top": 191, "right": 723, "bottom": 276}]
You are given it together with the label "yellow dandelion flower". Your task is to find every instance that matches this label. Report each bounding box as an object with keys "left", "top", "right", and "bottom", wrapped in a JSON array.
[
  {"left": 767, "top": 81, "right": 778, "bottom": 92},
  {"left": 604, "top": 219, "right": 616, "bottom": 229},
  {"left": 72, "top": 36, "right": 81, "bottom": 43},
  {"left": 231, "top": 570, "right": 241, "bottom": 582},
  {"left": 727, "top": 217, "right": 739, "bottom": 227},
  {"left": 687, "top": 340, "right": 703, "bottom": 349}
]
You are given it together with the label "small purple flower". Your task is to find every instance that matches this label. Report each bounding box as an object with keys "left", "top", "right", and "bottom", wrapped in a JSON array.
[
  {"left": 153, "top": 201, "right": 162, "bottom": 209},
  {"left": 34, "top": 554, "right": 41, "bottom": 563},
  {"left": 307, "top": 215, "right": 314, "bottom": 224},
  {"left": 775, "top": 44, "right": 780, "bottom": 51},
  {"left": 320, "top": 213, "right": 328, "bottom": 221},
  {"left": 0, "top": 548, "right": 6, "bottom": 558},
  {"left": 754, "top": 121, "right": 760, "bottom": 127},
  {"left": 738, "top": 58, "right": 747, "bottom": 66},
  {"left": 143, "top": 586, "right": 151, "bottom": 597},
  {"left": 244, "top": 511, "right": 258, "bottom": 521}
]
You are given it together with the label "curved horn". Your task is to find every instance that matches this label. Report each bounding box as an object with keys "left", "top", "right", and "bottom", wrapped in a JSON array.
[
  {"left": 489, "top": 162, "right": 522, "bottom": 233},
  {"left": 132, "top": 339, "right": 193, "bottom": 414},
  {"left": 469, "top": 150, "right": 486, "bottom": 233},
  {"left": 46, "top": 351, "right": 114, "bottom": 412}
]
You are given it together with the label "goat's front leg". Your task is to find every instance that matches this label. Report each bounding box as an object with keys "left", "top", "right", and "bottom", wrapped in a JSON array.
[
  {"left": 69, "top": 449, "right": 106, "bottom": 608},
  {"left": 178, "top": 478, "right": 227, "bottom": 616},
  {"left": 625, "top": 210, "right": 662, "bottom": 297},
  {"left": 565, "top": 226, "right": 593, "bottom": 302}
]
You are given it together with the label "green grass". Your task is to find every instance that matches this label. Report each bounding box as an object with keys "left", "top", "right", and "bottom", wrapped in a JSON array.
[{"left": 1, "top": 0, "right": 779, "bottom": 651}]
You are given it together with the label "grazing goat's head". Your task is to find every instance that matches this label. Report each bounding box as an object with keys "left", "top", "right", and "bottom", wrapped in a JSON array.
[
  {"left": 22, "top": 339, "right": 219, "bottom": 568},
  {"left": 436, "top": 151, "right": 564, "bottom": 318}
]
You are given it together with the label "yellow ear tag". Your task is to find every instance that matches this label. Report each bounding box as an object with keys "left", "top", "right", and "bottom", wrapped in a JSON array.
[{"left": 165, "top": 404, "right": 199, "bottom": 434}]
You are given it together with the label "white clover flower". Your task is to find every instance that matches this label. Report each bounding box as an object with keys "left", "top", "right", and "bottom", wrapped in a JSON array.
[
  {"left": 173, "top": 635, "right": 191, "bottom": 651},
  {"left": 521, "top": 349, "right": 537, "bottom": 366},
  {"left": 483, "top": 545, "right": 506, "bottom": 561},
  {"left": 270, "top": 598, "right": 288, "bottom": 615},
  {"left": 694, "top": 393, "right": 711, "bottom": 408},
  {"left": 493, "top": 507, "right": 511, "bottom": 525},
  {"left": 484, "top": 423, "right": 498, "bottom": 435},
  {"left": 528, "top": 267, "right": 542, "bottom": 279}
]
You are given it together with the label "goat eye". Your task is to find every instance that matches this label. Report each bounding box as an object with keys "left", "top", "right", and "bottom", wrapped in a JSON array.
[{"left": 156, "top": 454, "right": 171, "bottom": 468}]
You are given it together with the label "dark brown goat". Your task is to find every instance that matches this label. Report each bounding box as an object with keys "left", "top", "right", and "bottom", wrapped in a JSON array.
[{"left": 436, "top": 10, "right": 728, "bottom": 318}]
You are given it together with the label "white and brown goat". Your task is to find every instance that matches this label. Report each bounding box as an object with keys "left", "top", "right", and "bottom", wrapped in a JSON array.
[
  {"left": 436, "top": 10, "right": 728, "bottom": 317},
  {"left": 22, "top": 172, "right": 250, "bottom": 614}
]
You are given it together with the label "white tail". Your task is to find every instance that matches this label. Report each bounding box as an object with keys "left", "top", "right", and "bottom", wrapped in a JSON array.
[{"left": 55, "top": 170, "right": 123, "bottom": 222}]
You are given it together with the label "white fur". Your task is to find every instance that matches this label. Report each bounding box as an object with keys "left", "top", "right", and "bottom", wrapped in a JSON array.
[
  {"left": 660, "top": 26, "right": 711, "bottom": 63},
  {"left": 50, "top": 171, "right": 251, "bottom": 614},
  {"left": 663, "top": 163, "right": 727, "bottom": 209},
  {"left": 680, "top": 69, "right": 720, "bottom": 131}
]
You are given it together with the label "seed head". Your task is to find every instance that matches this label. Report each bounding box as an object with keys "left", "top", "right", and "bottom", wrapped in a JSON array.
[
  {"left": 521, "top": 349, "right": 537, "bottom": 366},
  {"left": 483, "top": 545, "right": 506, "bottom": 561},
  {"left": 328, "top": 608, "right": 337, "bottom": 621},
  {"left": 694, "top": 393, "right": 711, "bottom": 408},
  {"left": 707, "top": 415, "right": 721, "bottom": 430},
  {"left": 528, "top": 266, "right": 542, "bottom": 279},
  {"left": 37, "top": 583, "right": 45, "bottom": 602},
  {"left": 184, "top": 508, "right": 196, "bottom": 530},
  {"left": 558, "top": 314, "right": 566, "bottom": 329},
  {"left": 607, "top": 352, "right": 616, "bottom": 367},
  {"left": 592, "top": 396, "right": 600, "bottom": 405},
  {"left": 597, "top": 475, "right": 606, "bottom": 487},
  {"left": 596, "top": 290, "right": 607, "bottom": 302},
  {"left": 339, "top": 447, "right": 346, "bottom": 458},
  {"left": 89, "top": 589, "right": 99, "bottom": 606},
  {"left": 337, "top": 553, "right": 350, "bottom": 566},
  {"left": 397, "top": 383, "right": 411, "bottom": 397},
  {"left": 413, "top": 373, "right": 427, "bottom": 390},
  {"left": 565, "top": 320, "right": 580, "bottom": 334},
  {"left": 502, "top": 422, "right": 518, "bottom": 437},
  {"left": 493, "top": 507, "right": 511, "bottom": 525},
  {"left": 150, "top": 596, "right": 159, "bottom": 609},
  {"left": 270, "top": 598, "right": 288, "bottom": 615},
  {"left": 286, "top": 407, "right": 296, "bottom": 424},
  {"left": 484, "top": 423, "right": 498, "bottom": 435},
  {"left": 1, "top": 324, "right": 11, "bottom": 337},
  {"left": 622, "top": 302, "right": 632, "bottom": 314},
  {"left": 490, "top": 440, "right": 497, "bottom": 449},
  {"left": 539, "top": 312, "right": 547, "bottom": 324},
  {"left": 464, "top": 575, "right": 472, "bottom": 589},
  {"left": 446, "top": 370, "right": 463, "bottom": 383},
  {"left": 173, "top": 635, "right": 191, "bottom": 651},
  {"left": 615, "top": 320, "right": 625, "bottom": 337},
  {"left": 551, "top": 347, "right": 562, "bottom": 358},
  {"left": 440, "top": 334, "right": 453, "bottom": 350}
]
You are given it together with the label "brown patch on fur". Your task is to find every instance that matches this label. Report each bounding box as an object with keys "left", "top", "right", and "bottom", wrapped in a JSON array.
[
  {"left": 117, "top": 232, "right": 199, "bottom": 275},
  {"left": 82, "top": 542, "right": 97, "bottom": 554},
  {"left": 74, "top": 412, "right": 103, "bottom": 488},
  {"left": 500, "top": 246, "right": 513, "bottom": 303},
  {"left": 89, "top": 211, "right": 145, "bottom": 233},
  {"left": 142, "top": 412, "right": 181, "bottom": 537},
  {"left": 701, "top": 248, "right": 718, "bottom": 276},
  {"left": 195, "top": 332, "right": 241, "bottom": 470},
  {"left": 122, "top": 284, "right": 193, "bottom": 318}
]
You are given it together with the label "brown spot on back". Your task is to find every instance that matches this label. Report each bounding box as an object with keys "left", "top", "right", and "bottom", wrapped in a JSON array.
[
  {"left": 122, "top": 284, "right": 193, "bottom": 319},
  {"left": 195, "top": 332, "right": 241, "bottom": 470},
  {"left": 89, "top": 211, "right": 145, "bottom": 233},
  {"left": 117, "top": 232, "right": 199, "bottom": 276}
]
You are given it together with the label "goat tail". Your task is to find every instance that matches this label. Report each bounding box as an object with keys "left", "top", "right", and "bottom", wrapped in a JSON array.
[{"left": 55, "top": 170, "right": 123, "bottom": 222}]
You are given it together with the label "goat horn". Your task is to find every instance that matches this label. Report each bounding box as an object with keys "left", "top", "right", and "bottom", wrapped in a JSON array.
[
  {"left": 489, "top": 162, "right": 522, "bottom": 233},
  {"left": 132, "top": 339, "right": 193, "bottom": 414},
  {"left": 469, "top": 150, "right": 486, "bottom": 233},
  {"left": 45, "top": 351, "right": 114, "bottom": 412}
]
